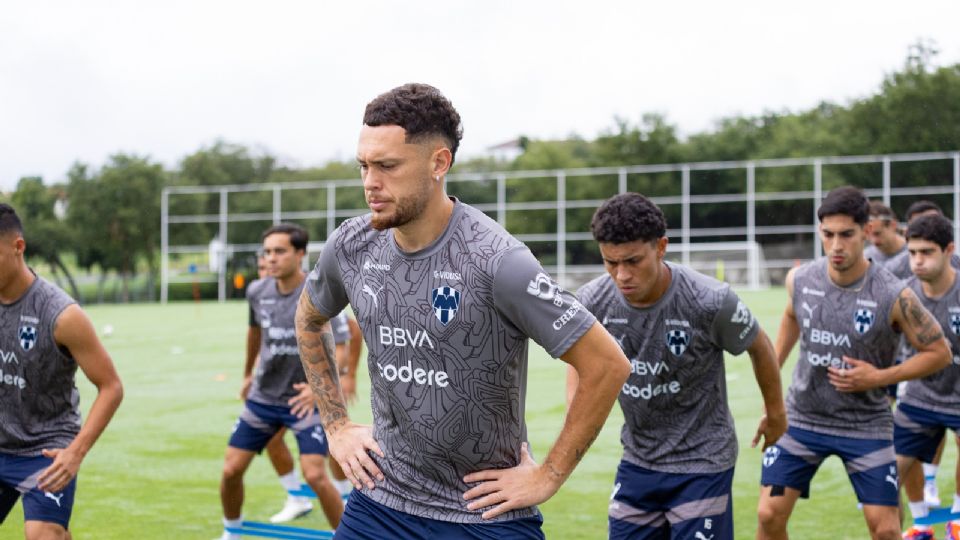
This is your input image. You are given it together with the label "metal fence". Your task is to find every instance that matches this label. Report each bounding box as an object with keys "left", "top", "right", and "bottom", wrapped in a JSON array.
[{"left": 161, "top": 150, "right": 960, "bottom": 302}]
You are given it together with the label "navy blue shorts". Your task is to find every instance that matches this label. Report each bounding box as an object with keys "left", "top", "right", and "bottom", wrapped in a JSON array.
[
  {"left": 0, "top": 453, "right": 76, "bottom": 529},
  {"left": 335, "top": 490, "right": 544, "bottom": 540},
  {"left": 894, "top": 402, "right": 960, "bottom": 463},
  {"left": 228, "top": 399, "right": 328, "bottom": 455},
  {"left": 760, "top": 426, "right": 897, "bottom": 506},
  {"left": 608, "top": 460, "right": 734, "bottom": 540}
]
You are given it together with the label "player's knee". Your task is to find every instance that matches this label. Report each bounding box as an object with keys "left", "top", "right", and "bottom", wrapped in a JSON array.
[
  {"left": 756, "top": 501, "right": 787, "bottom": 532},
  {"left": 868, "top": 522, "right": 899, "bottom": 540},
  {"left": 25, "top": 522, "right": 69, "bottom": 540},
  {"left": 222, "top": 459, "right": 248, "bottom": 482},
  {"left": 301, "top": 462, "right": 329, "bottom": 486}
]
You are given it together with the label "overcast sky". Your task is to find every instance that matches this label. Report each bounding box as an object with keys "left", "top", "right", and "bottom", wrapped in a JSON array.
[{"left": 2, "top": 0, "right": 959, "bottom": 190}]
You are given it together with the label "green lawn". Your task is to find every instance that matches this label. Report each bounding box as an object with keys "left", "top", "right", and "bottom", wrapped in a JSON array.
[{"left": 3, "top": 289, "right": 956, "bottom": 538}]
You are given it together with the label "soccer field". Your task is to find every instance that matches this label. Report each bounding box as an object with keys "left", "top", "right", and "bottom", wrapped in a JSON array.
[{"left": 4, "top": 288, "right": 957, "bottom": 539}]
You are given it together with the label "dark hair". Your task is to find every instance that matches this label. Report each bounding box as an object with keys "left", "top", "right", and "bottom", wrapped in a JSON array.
[
  {"left": 905, "top": 200, "right": 944, "bottom": 222},
  {"left": 0, "top": 204, "right": 23, "bottom": 237},
  {"left": 363, "top": 83, "right": 464, "bottom": 164},
  {"left": 906, "top": 214, "right": 954, "bottom": 250},
  {"left": 868, "top": 200, "right": 896, "bottom": 221},
  {"left": 817, "top": 186, "right": 869, "bottom": 225},
  {"left": 262, "top": 223, "right": 308, "bottom": 251},
  {"left": 591, "top": 193, "right": 667, "bottom": 244}
]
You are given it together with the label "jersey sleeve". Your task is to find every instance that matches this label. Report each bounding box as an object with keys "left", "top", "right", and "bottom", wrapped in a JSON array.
[
  {"left": 493, "top": 247, "right": 596, "bottom": 358},
  {"left": 331, "top": 312, "right": 350, "bottom": 344},
  {"left": 711, "top": 288, "right": 759, "bottom": 356},
  {"left": 305, "top": 228, "right": 350, "bottom": 319}
]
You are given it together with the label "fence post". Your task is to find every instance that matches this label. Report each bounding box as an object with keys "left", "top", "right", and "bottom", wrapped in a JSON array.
[
  {"left": 682, "top": 165, "right": 691, "bottom": 267},
  {"left": 161, "top": 188, "right": 169, "bottom": 304},
  {"left": 557, "top": 171, "right": 566, "bottom": 287},
  {"left": 813, "top": 159, "right": 823, "bottom": 259}
]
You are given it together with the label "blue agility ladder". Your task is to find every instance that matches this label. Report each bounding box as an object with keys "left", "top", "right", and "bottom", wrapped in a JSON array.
[
  {"left": 914, "top": 507, "right": 960, "bottom": 526},
  {"left": 222, "top": 484, "right": 349, "bottom": 538},
  {"left": 225, "top": 521, "right": 334, "bottom": 539}
]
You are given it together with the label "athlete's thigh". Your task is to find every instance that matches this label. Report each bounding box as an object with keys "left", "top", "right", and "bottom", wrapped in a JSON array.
[
  {"left": 438, "top": 516, "right": 545, "bottom": 540},
  {"left": 894, "top": 403, "right": 946, "bottom": 463},
  {"left": 24, "top": 519, "right": 69, "bottom": 540},
  {"left": 288, "top": 413, "right": 328, "bottom": 456},
  {"left": 8, "top": 455, "right": 76, "bottom": 531},
  {"left": 335, "top": 491, "right": 425, "bottom": 540},
  {"left": 759, "top": 427, "right": 826, "bottom": 498},
  {"left": 836, "top": 436, "right": 897, "bottom": 506},
  {"left": 608, "top": 460, "right": 671, "bottom": 540},
  {"left": 228, "top": 400, "right": 284, "bottom": 453},
  {"left": 663, "top": 468, "right": 734, "bottom": 540}
]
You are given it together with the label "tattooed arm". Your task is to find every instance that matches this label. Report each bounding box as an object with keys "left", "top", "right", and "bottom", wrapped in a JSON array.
[
  {"left": 464, "top": 322, "right": 629, "bottom": 519},
  {"left": 295, "top": 290, "right": 384, "bottom": 489},
  {"left": 828, "top": 287, "right": 950, "bottom": 393}
]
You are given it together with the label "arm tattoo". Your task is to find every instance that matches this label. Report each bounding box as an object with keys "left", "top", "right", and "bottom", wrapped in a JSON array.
[
  {"left": 295, "top": 292, "right": 348, "bottom": 431},
  {"left": 899, "top": 291, "right": 944, "bottom": 346},
  {"left": 574, "top": 425, "right": 603, "bottom": 463}
]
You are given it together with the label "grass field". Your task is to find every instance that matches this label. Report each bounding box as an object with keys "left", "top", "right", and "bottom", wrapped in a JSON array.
[{"left": 3, "top": 288, "right": 957, "bottom": 539}]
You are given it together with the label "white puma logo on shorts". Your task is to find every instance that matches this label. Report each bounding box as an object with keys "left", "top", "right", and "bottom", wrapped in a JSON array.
[
  {"left": 885, "top": 474, "right": 898, "bottom": 489},
  {"left": 44, "top": 492, "right": 64, "bottom": 507}
]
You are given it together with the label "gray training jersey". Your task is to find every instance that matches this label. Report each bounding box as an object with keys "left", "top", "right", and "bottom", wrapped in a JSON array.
[
  {"left": 247, "top": 277, "right": 350, "bottom": 406},
  {"left": 578, "top": 263, "right": 759, "bottom": 474},
  {"left": 306, "top": 198, "right": 596, "bottom": 523},
  {"left": 864, "top": 243, "right": 906, "bottom": 267},
  {"left": 787, "top": 260, "right": 905, "bottom": 439},
  {"left": 898, "top": 275, "right": 960, "bottom": 414},
  {"left": 886, "top": 249, "right": 960, "bottom": 280},
  {"left": 0, "top": 275, "right": 78, "bottom": 455}
]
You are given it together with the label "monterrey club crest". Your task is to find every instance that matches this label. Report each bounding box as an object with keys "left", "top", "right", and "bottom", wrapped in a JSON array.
[
  {"left": 431, "top": 286, "right": 461, "bottom": 326},
  {"left": 853, "top": 308, "right": 874, "bottom": 334},
  {"left": 665, "top": 329, "right": 690, "bottom": 356},
  {"left": 950, "top": 313, "right": 960, "bottom": 335},
  {"left": 763, "top": 446, "right": 780, "bottom": 467},
  {"left": 18, "top": 325, "right": 37, "bottom": 351}
]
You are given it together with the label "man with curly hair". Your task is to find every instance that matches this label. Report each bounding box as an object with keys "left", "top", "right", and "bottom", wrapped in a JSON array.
[
  {"left": 295, "top": 83, "right": 630, "bottom": 539},
  {"left": 569, "top": 192, "right": 786, "bottom": 539}
]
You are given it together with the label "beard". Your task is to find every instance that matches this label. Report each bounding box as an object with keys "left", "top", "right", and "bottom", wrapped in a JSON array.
[{"left": 369, "top": 178, "right": 433, "bottom": 231}]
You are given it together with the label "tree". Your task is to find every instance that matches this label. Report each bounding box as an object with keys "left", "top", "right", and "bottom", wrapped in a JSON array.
[
  {"left": 67, "top": 155, "right": 165, "bottom": 302},
  {"left": 11, "top": 177, "right": 82, "bottom": 301}
]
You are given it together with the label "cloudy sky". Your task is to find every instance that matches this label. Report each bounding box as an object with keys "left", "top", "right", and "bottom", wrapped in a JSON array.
[{"left": 2, "top": 0, "right": 958, "bottom": 189}]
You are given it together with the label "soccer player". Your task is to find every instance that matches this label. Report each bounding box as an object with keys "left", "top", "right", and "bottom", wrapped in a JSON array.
[
  {"left": 217, "top": 224, "right": 343, "bottom": 540},
  {"left": 0, "top": 203, "right": 124, "bottom": 540},
  {"left": 566, "top": 192, "right": 786, "bottom": 539},
  {"left": 894, "top": 215, "right": 960, "bottom": 540},
  {"left": 296, "top": 83, "right": 630, "bottom": 539},
  {"left": 865, "top": 201, "right": 907, "bottom": 266},
  {"left": 756, "top": 186, "right": 951, "bottom": 540},
  {"left": 886, "top": 201, "right": 960, "bottom": 280},
  {"left": 250, "top": 254, "right": 356, "bottom": 522}
]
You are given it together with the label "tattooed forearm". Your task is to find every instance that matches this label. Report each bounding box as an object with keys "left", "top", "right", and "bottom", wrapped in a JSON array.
[
  {"left": 899, "top": 291, "right": 945, "bottom": 346},
  {"left": 574, "top": 425, "right": 603, "bottom": 463},
  {"left": 295, "top": 291, "right": 349, "bottom": 432}
]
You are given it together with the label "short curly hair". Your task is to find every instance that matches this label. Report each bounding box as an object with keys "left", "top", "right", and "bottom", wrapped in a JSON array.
[
  {"left": 906, "top": 214, "right": 954, "bottom": 250},
  {"left": 363, "top": 83, "right": 464, "bottom": 165},
  {"left": 591, "top": 193, "right": 667, "bottom": 244}
]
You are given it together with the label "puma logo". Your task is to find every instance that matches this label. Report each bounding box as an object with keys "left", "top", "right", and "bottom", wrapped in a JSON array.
[
  {"left": 362, "top": 284, "right": 384, "bottom": 306},
  {"left": 885, "top": 474, "right": 898, "bottom": 489},
  {"left": 44, "top": 492, "right": 64, "bottom": 507},
  {"left": 310, "top": 429, "right": 325, "bottom": 444},
  {"left": 695, "top": 532, "right": 714, "bottom": 540},
  {"left": 801, "top": 302, "right": 816, "bottom": 318}
]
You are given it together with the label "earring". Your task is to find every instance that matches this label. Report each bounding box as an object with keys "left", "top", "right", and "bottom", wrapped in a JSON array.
[{"left": 435, "top": 175, "right": 440, "bottom": 182}]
